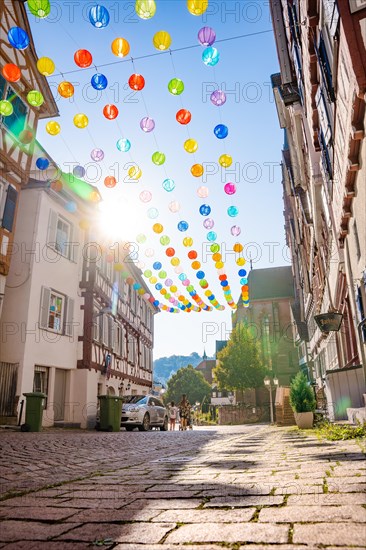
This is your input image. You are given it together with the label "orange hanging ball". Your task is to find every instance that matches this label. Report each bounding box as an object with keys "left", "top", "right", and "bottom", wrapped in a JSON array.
[
  {"left": 58, "top": 81, "right": 74, "bottom": 98},
  {"left": 19, "top": 129, "right": 34, "bottom": 144},
  {"left": 2, "top": 63, "right": 21, "bottom": 83},
  {"left": 103, "top": 104, "right": 119, "bottom": 120},
  {"left": 128, "top": 73, "right": 145, "bottom": 91},
  {"left": 191, "top": 164, "right": 204, "bottom": 177},
  {"left": 74, "top": 49, "right": 93, "bottom": 68},
  {"left": 104, "top": 176, "right": 117, "bottom": 188}
]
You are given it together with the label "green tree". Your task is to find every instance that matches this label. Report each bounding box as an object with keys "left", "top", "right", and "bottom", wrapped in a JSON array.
[
  {"left": 164, "top": 364, "right": 211, "bottom": 405},
  {"left": 213, "top": 323, "right": 268, "bottom": 391}
]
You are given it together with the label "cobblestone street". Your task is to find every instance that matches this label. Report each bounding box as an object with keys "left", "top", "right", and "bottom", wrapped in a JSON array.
[{"left": 0, "top": 424, "right": 365, "bottom": 549}]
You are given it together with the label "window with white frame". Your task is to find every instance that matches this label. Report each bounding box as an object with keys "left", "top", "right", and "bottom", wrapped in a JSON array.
[
  {"left": 39, "top": 287, "right": 74, "bottom": 335},
  {"left": 47, "top": 210, "right": 77, "bottom": 261},
  {"left": 93, "top": 304, "right": 103, "bottom": 342},
  {"left": 33, "top": 365, "right": 49, "bottom": 395}
]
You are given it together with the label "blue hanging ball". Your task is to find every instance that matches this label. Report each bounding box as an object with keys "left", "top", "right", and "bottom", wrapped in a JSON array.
[
  {"left": 162, "top": 178, "right": 175, "bottom": 192},
  {"left": 73, "top": 165, "right": 86, "bottom": 178},
  {"left": 238, "top": 269, "right": 247, "bottom": 277},
  {"left": 199, "top": 204, "right": 211, "bottom": 216},
  {"left": 153, "top": 300, "right": 160, "bottom": 307},
  {"left": 8, "top": 27, "right": 30, "bottom": 50},
  {"left": 228, "top": 205, "right": 239, "bottom": 217},
  {"left": 153, "top": 261, "right": 162, "bottom": 270},
  {"left": 202, "top": 46, "right": 220, "bottom": 66},
  {"left": 65, "top": 201, "right": 77, "bottom": 213},
  {"left": 89, "top": 5, "right": 110, "bottom": 28},
  {"left": 116, "top": 138, "right": 131, "bottom": 152},
  {"left": 196, "top": 271, "right": 205, "bottom": 280},
  {"left": 133, "top": 283, "right": 140, "bottom": 290},
  {"left": 91, "top": 73, "right": 108, "bottom": 90},
  {"left": 178, "top": 221, "right": 189, "bottom": 232},
  {"left": 214, "top": 124, "right": 228, "bottom": 139},
  {"left": 207, "top": 231, "right": 217, "bottom": 242},
  {"left": 221, "top": 280, "right": 228, "bottom": 287},
  {"left": 178, "top": 273, "right": 187, "bottom": 281},
  {"left": 155, "top": 283, "right": 163, "bottom": 290},
  {"left": 36, "top": 157, "right": 49, "bottom": 170}
]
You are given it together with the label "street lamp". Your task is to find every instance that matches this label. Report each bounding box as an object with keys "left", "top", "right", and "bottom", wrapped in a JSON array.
[{"left": 264, "top": 376, "right": 278, "bottom": 424}]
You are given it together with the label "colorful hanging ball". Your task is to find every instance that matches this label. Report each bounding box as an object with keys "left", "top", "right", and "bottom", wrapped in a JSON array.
[
  {"left": 46, "top": 121, "right": 60, "bottom": 135},
  {"left": 187, "top": 0, "right": 208, "bottom": 15},
  {"left": 169, "top": 200, "right": 180, "bottom": 213},
  {"left": 153, "top": 223, "right": 163, "bottom": 234},
  {"left": 91, "top": 73, "right": 108, "bottom": 90},
  {"left": 197, "top": 186, "right": 209, "bottom": 198},
  {"left": 168, "top": 78, "right": 184, "bottom": 95},
  {"left": 2, "top": 63, "right": 21, "bottom": 83},
  {"left": 162, "top": 178, "right": 175, "bottom": 192},
  {"left": 89, "top": 4, "right": 110, "bottom": 28},
  {"left": 103, "top": 104, "right": 119, "bottom": 119},
  {"left": 74, "top": 49, "right": 92, "bottom": 68},
  {"left": 184, "top": 139, "right": 198, "bottom": 153},
  {"left": 214, "top": 124, "right": 228, "bottom": 139},
  {"left": 166, "top": 248, "right": 175, "bottom": 257},
  {"left": 116, "top": 138, "right": 131, "bottom": 152},
  {"left": 27, "top": 90, "right": 44, "bottom": 107},
  {"left": 231, "top": 225, "right": 241, "bottom": 236},
  {"left": 73, "top": 113, "right": 89, "bottom": 128},
  {"left": 135, "top": 0, "right": 156, "bottom": 19},
  {"left": 37, "top": 56, "right": 55, "bottom": 76},
  {"left": 28, "top": 0, "right": 51, "bottom": 18},
  {"left": 153, "top": 30, "right": 171, "bottom": 51},
  {"left": 198, "top": 26, "right": 216, "bottom": 46},
  {"left": 8, "top": 27, "right": 29, "bottom": 50},
  {"left": 178, "top": 221, "right": 189, "bottom": 232},
  {"left": 210, "top": 243, "right": 220, "bottom": 253},
  {"left": 228, "top": 205, "right": 239, "bottom": 217},
  {"left": 237, "top": 257, "right": 246, "bottom": 266},
  {"left": 210, "top": 89, "right": 226, "bottom": 106},
  {"left": 129, "top": 73, "right": 145, "bottom": 91},
  {"left": 188, "top": 250, "right": 197, "bottom": 260},
  {"left": 140, "top": 116, "right": 155, "bottom": 132},
  {"left": 202, "top": 46, "right": 220, "bottom": 66},
  {"left": 207, "top": 231, "right": 217, "bottom": 242},
  {"left": 153, "top": 261, "right": 162, "bottom": 270},
  {"left": 73, "top": 165, "right": 85, "bottom": 178},
  {"left": 191, "top": 164, "right": 204, "bottom": 177},
  {"left": 144, "top": 269, "right": 152, "bottom": 278},
  {"left": 90, "top": 148, "right": 104, "bottom": 161},
  {"left": 183, "top": 237, "right": 193, "bottom": 247},
  {"left": 139, "top": 190, "right": 152, "bottom": 203},
  {"left": 128, "top": 165, "right": 142, "bottom": 180},
  {"left": 137, "top": 234, "right": 147, "bottom": 244},
  {"left": 219, "top": 154, "right": 232, "bottom": 168},
  {"left": 233, "top": 243, "right": 244, "bottom": 253},
  {"left": 160, "top": 235, "right": 170, "bottom": 246},
  {"left": 58, "top": 81, "right": 74, "bottom": 98},
  {"left": 0, "top": 100, "right": 13, "bottom": 117},
  {"left": 158, "top": 270, "right": 167, "bottom": 279},
  {"left": 104, "top": 176, "right": 117, "bottom": 188},
  {"left": 199, "top": 204, "right": 211, "bottom": 216},
  {"left": 176, "top": 109, "right": 191, "bottom": 125},
  {"left": 19, "top": 129, "right": 34, "bottom": 144},
  {"left": 152, "top": 151, "right": 165, "bottom": 165},
  {"left": 111, "top": 37, "right": 130, "bottom": 57},
  {"left": 36, "top": 157, "right": 49, "bottom": 170},
  {"left": 224, "top": 182, "right": 236, "bottom": 195},
  {"left": 147, "top": 207, "right": 159, "bottom": 219},
  {"left": 203, "top": 218, "right": 214, "bottom": 229}
]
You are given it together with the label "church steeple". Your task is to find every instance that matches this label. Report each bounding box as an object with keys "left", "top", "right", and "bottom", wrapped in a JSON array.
[{"left": 202, "top": 349, "right": 207, "bottom": 361}]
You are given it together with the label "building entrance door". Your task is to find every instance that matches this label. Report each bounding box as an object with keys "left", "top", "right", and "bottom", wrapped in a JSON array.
[{"left": 54, "top": 369, "right": 66, "bottom": 421}]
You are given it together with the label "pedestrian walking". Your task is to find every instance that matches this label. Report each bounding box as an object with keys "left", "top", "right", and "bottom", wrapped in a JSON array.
[
  {"left": 168, "top": 401, "right": 178, "bottom": 431},
  {"left": 178, "top": 394, "right": 191, "bottom": 431}
]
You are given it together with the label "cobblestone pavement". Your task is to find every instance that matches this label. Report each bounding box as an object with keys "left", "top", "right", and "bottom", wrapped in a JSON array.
[{"left": 0, "top": 424, "right": 365, "bottom": 549}]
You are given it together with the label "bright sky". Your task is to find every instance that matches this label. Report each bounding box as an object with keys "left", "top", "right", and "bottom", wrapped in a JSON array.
[{"left": 28, "top": 0, "right": 288, "bottom": 360}]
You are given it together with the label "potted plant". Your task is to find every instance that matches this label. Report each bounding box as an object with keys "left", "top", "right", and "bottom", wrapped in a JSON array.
[{"left": 289, "top": 372, "right": 316, "bottom": 429}]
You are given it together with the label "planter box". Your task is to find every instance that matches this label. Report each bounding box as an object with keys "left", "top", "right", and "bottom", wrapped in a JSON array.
[{"left": 294, "top": 411, "right": 314, "bottom": 429}]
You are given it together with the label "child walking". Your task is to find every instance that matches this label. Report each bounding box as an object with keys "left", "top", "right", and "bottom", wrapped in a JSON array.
[{"left": 168, "top": 401, "right": 178, "bottom": 431}]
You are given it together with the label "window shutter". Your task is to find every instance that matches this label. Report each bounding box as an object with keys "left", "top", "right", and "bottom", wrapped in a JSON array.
[
  {"left": 103, "top": 314, "right": 109, "bottom": 346},
  {"left": 69, "top": 224, "right": 79, "bottom": 262},
  {"left": 120, "top": 326, "right": 125, "bottom": 357},
  {"left": 47, "top": 210, "right": 58, "bottom": 248},
  {"left": 39, "top": 287, "right": 51, "bottom": 329},
  {"left": 112, "top": 322, "right": 119, "bottom": 353},
  {"left": 65, "top": 222, "right": 73, "bottom": 261},
  {"left": 2, "top": 186, "right": 18, "bottom": 232},
  {"left": 64, "top": 297, "right": 74, "bottom": 336}
]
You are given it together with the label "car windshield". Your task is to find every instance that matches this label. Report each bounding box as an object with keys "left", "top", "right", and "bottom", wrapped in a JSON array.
[{"left": 123, "top": 395, "right": 148, "bottom": 405}]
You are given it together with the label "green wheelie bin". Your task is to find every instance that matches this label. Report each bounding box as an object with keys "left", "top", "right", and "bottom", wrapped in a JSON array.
[
  {"left": 21, "top": 392, "right": 46, "bottom": 432},
  {"left": 98, "top": 395, "right": 123, "bottom": 432}
]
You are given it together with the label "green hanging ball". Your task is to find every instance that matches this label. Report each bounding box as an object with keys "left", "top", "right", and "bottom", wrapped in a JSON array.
[
  {"left": 27, "top": 0, "right": 51, "bottom": 18},
  {"left": 0, "top": 100, "right": 14, "bottom": 116},
  {"left": 152, "top": 151, "right": 166, "bottom": 165},
  {"left": 27, "top": 90, "right": 44, "bottom": 107},
  {"left": 168, "top": 78, "right": 184, "bottom": 96},
  {"left": 210, "top": 243, "right": 220, "bottom": 253}
]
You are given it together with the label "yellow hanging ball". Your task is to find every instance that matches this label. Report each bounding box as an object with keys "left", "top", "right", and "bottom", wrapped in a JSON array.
[
  {"left": 152, "top": 223, "right": 163, "bottom": 234},
  {"left": 37, "top": 56, "right": 55, "bottom": 76},
  {"left": 184, "top": 139, "right": 198, "bottom": 153},
  {"left": 149, "top": 276, "right": 157, "bottom": 284},
  {"left": 187, "top": 0, "right": 208, "bottom": 15},
  {"left": 183, "top": 237, "right": 193, "bottom": 247},
  {"left": 233, "top": 243, "right": 243, "bottom": 253},
  {"left": 236, "top": 258, "right": 246, "bottom": 266},
  {"left": 171, "top": 257, "right": 180, "bottom": 266},
  {"left": 128, "top": 165, "right": 142, "bottom": 180},
  {"left": 170, "top": 285, "right": 177, "bottom": 293},
  {"left": 135, "top": 0, "right": 156, "bottom": 19},
  {"left": 73, "top": 113, "right": 89, "bottom": 129},
  {"left": 219, "top": 154, "right": 233, "bottom": 168},
  {"left": 138, "top": 288, "right": 145, "bottom": 295},
  {"left": 215, "top": 261, "right": 224, "bottom": 269},
  {"left": 153, "top": 30, "right": 172, "bottom": 51},
  {"left": 46, "top": 120, "right": 60, "bottom": 135},
  {"left": 191, "top": 164, "right": 204, "bottom": 177}
]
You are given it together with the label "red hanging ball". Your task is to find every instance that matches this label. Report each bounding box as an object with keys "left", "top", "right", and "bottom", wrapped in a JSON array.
[
  {"left": 74, "top": 49, "right": 92, "bottom": 68},
  {"left": 128, "top": 73, "right": 145, "bottom": 91},
  {"left": 103, "top": 104, "right": 119, "bottom": 120},
  {"left": 176, "top": 109, "right": 191, "bottom": 125},
  {"left": 2, "top": 63, "right": 21, "bottom": 82}
]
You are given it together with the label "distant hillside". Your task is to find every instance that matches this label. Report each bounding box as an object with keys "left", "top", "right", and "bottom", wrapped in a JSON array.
[{"left": 153, "top": 353, "right": 212, "bottom": 384}]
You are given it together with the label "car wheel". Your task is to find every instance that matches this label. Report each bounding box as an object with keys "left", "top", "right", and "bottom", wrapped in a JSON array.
[
  {"left": 160, "top": 416, "right": 169, "bottom": 431},
  {"left": 125, "top": 426, "right": 134, "bottom": 431},
  {"left": 138, "top": 413, "right": 150, "bottom": 431}
]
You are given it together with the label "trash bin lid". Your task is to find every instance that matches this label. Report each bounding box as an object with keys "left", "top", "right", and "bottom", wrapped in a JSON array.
[{"left": 23, "top": 392, "right": 47, "bottom": 398}]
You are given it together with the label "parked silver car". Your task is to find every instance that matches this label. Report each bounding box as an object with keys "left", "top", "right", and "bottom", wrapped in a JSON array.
[{"left": 121, "top": 395, "right": 169, "bottom": 431}]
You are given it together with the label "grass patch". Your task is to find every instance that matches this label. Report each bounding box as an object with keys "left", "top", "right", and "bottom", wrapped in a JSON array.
[{"left": 315, "top": 422, "right": 366, "bottom": 441}]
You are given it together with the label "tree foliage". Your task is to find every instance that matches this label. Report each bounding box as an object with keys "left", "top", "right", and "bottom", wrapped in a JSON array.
[
  {"left": 289, "top": 372, "right": 316, "bottom": 413},
  {"left": 164, "top": 364, "right": 211, "bottom": 405},
  {"left": 213, "top": 323, "right": 268, "bottom": 391}
]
